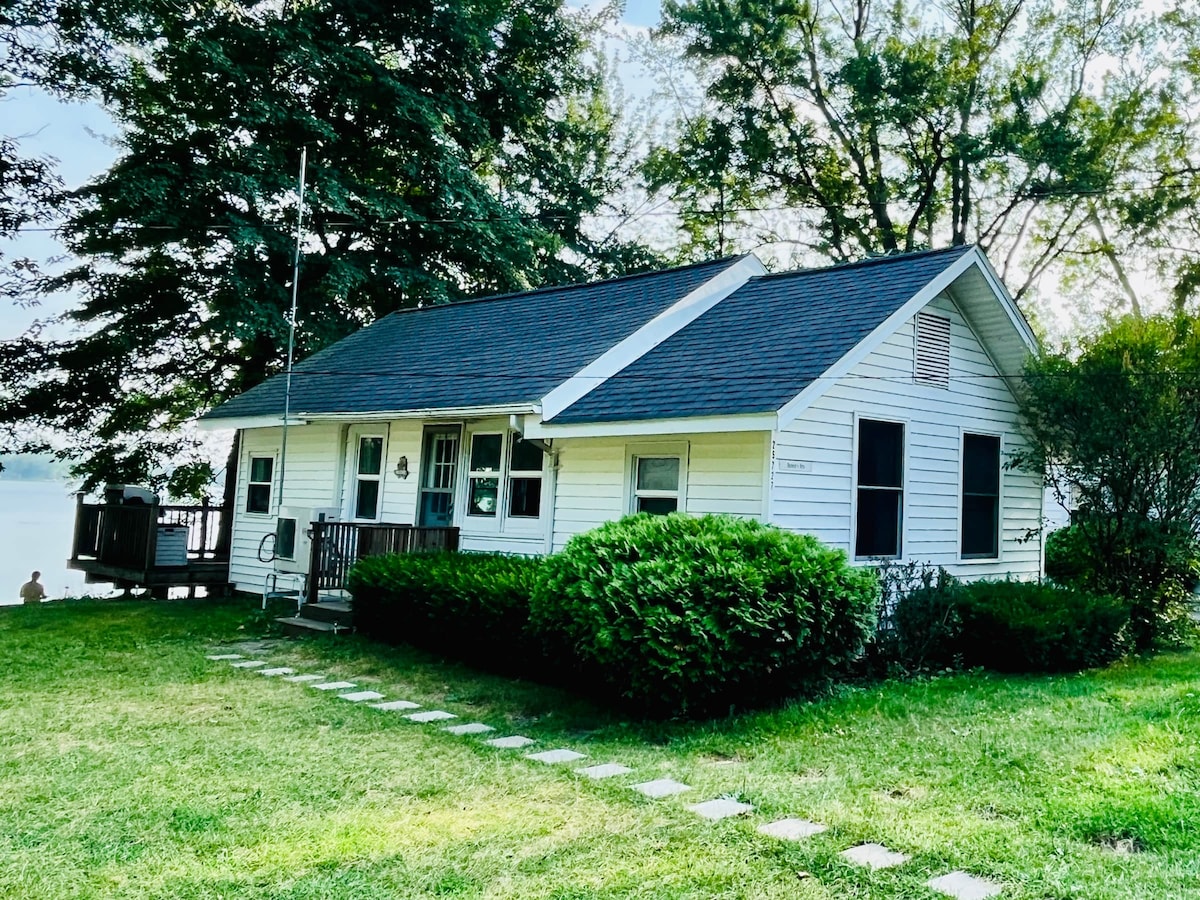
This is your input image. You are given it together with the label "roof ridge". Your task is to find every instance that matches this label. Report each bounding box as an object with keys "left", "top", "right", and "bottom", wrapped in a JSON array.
[
  {"left": 383, "top": 255, "right": 749, "bottom": 318},
  {"left": 750, "top": 245, "right": 974, "bottom": 282}
]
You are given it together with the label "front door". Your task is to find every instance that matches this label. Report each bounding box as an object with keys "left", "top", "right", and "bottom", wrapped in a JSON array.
[{"left": 418, "top": 426, "right": 460, "bottom": 527}]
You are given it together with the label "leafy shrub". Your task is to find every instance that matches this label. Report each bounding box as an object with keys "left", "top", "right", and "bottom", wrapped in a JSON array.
[
  {"left": 527, "top": 513, "right": 878, "bottom": 716},
  {"left": 1045, "top": 517, "right": 1197, "bottom": 648},
  {"left": 953, "top": 580, "right": 1129, "bottom": 672},
  {"left": 869, "top": 561, "right": 963, "bottom": 672},
  {"left": 1044, "top": 525, "right": 1093, "bottom": 588},
  {"left": 348, "top": 551, "right": 544, "bottom": 670}
]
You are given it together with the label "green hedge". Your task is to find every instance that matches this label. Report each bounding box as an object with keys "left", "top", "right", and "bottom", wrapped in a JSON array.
[
  {"left": 347, "top": 551, "right": 544, "bottom": 670},
  {"left": 954, "top": 580, "right": 1129, "bottom": 672},
  {"left": 527, "top": 513, "right": 878, "bottom": 716}
]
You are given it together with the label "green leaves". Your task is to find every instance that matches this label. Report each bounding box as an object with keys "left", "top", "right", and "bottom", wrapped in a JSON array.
[
  {"left": 1, "top": 0, "right": 654, "bottom": 495},
  {"left": 528, "top": 513, "right": 878, "bottom": 717}
]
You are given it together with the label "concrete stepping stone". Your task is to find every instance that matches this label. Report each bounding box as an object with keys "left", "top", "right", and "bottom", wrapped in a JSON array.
[
  {"left": 757, "top": 818, "right": 827, "bottom": 841},
  {"left": 631, "top": 778, "right": 692, "bottom": 798},
  {"left": 258, "top": 667, "right": 294, "bottom": 676},
  {"left": 370, "top": 699, "right": 421, "bottom": 711},
  {"left": 526, "top": 748, "right": 587, "bottom": 765},
  {"left": 577, "top": 763, "right": 633, "bottom": 779},
  {"left": 230, "top": 660, "right": 268, "bottom": 668},
  {"left": 338, "top": 690, "right": 384, "bottom": 702},
  {"left": 405, "top": 710, "right": 456, "bottom": 723},
  {"left": 311, "top": 681, "right": 356, "bottom": 691},
  {"left": 206, "top": 654, "right": 242, "bottom": 660},
  {"left": 282, "top": 674, "right": 325, "bottom": 683},
  {"left": 486, "top": 735, "right": 536, "bottom": 749},
  {"left": 444, "top": 722, "right": 495, "bottom": 736},
  {"left": 928, "top": 872, "right": 1003, "bottom": 900},
  {"left": 841, "top": 843, "right": 910, "bottom": 869},
  {"left": 688, "top": 798, "right": 754, "bottom": 820}
]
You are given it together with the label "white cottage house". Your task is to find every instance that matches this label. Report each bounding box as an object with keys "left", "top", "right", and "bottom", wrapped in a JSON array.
[{"left": 200, "top": 246, "right": 1043, "bottom": 599}]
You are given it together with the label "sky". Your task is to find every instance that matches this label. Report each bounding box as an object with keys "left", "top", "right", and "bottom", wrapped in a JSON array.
[{"left": 0, "top": 0, "right": 666, "bottom": 342}]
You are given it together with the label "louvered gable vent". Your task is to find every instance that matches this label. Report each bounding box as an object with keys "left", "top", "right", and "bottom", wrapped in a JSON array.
[{"left": 915, "top": 312, "right": 951, "bottom": 388}]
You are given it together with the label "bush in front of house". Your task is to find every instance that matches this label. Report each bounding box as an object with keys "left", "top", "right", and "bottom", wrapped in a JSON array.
[
  {"left": 347, "top": 551, "right": 545, "bottom": 670},
  {"left": 527, "top": 513, "right": 879, "bottom": 716},
  {"left": 953, "top": 579, "right": 1130, "bottom": 672},
  {"left": 869, "top": 560, "right": 964, "bottom": 673}
]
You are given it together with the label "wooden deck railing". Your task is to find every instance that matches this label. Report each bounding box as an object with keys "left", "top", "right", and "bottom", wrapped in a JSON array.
[
  {"left": 308, "top": 520, "right": 460, "bottom": 602},
  {"left": 70, "top": 497, "right": 229, "bottom": 577}
]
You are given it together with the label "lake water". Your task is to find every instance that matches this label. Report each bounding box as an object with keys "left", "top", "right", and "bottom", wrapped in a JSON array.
[{"left": 0, "top": 480, "right": 109, "bottom": 604}]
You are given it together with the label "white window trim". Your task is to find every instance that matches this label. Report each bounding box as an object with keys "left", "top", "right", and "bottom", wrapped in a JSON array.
[
  {"left": 461, "top": 430, "right": 506, "bottom": 530},
  {"left": 244, "top": 450, "right": 278, "bottom": 517},
  {"left": 957, "top": 427, "right": 1004, "bottom": 564},
  {"left": 625, "top": 441, "right": 690, "bottom": 515},
  {"left": 345, "top": 426, "right": 388, "bottom": 522},
  {"left": 503, "top": 434, "right": 547, "bottom": 529},
  {"left": 851, "top": 413, "right": 907, "bottom": 561}
]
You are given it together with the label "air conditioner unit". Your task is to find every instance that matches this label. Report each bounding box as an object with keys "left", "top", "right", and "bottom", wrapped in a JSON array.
[{"left": 274, "top": 506, "right": 341, "bottom": 575}]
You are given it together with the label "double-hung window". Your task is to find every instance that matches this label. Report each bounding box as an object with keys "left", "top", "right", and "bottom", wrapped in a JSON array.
[
  {"left": 633, "top": 455, "right": 682, "bottom": 514},
  {"left": 246, "top": 456, "right": 274, "bottom": 514},
  {"left": 467, "top": 433, "right": 503, "bottom": 517},
  {"left": 353, "top": 435, "right": 385, "bottom": 520},
  {"left": 855, "top": 419, "right": 904, "bottom": 558},
  {"left": 961, "top": 433, "right": 1001, "bottom": 558},
  {"left": 507, "top": 437, "right": 545, "bottom": 518}
]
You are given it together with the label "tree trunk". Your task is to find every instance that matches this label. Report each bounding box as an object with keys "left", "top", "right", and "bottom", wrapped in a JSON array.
[{"left": 215, "top": 430, "right": 240, "bottom": 557}]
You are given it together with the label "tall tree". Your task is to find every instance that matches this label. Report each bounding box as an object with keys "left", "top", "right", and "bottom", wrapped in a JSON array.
[
  {"left": 0, "top": 0, "right": 654, "bottom": 497},
  {"left": 650, "top": 0, "right": 1200, "bottom": 315}
]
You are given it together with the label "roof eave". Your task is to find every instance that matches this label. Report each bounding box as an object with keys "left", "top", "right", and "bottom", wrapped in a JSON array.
[{"left": 196, "top": 402, "right": 540, "bottom": 432}]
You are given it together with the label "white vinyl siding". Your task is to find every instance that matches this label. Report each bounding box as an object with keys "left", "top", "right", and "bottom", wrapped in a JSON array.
[
  {"left": 229, "top": 423, "right": 343, "bottom": 592},
  {"left": 552, "top": 431, "right": 768, "bottom": 551},
  {"left": 771, "top": 292, "right": 1042, "bottom": 581}
]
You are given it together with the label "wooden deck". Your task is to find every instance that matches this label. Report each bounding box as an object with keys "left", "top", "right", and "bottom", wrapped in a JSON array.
[
  {"left": 306, "top": 520, "right": 459, "bottom": 603},
  {"left": 69, "top": 497, "right": 230, "bottom": 592}
]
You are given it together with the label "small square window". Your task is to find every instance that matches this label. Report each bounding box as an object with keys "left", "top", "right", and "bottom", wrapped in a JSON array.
[{"left": 633, "top": 455, "right": 681, "bottom": 516}]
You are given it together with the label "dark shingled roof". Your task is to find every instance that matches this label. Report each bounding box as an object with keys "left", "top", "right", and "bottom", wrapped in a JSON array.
[
  {"left": 547, "top": 246, "right": 974, "bottom": 424},
  {"left": 204, "top": 256, "right": 744, "bottom": 420}
]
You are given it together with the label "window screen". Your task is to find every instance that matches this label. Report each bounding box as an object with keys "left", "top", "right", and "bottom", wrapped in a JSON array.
[
  {"left": 961, "top": 433, "right": 1000, "bottom": 558},
  {"left": 855, "top": 420, "right": 903, "bottom": 557}
]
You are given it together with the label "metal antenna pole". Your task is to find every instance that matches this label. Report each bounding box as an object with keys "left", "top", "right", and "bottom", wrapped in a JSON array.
[{"left": 276, "top": 146, "right": 308, "bottom": 517}]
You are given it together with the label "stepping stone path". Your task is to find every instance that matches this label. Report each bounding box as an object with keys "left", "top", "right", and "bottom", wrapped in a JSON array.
[
  {"left": 486, "top": 735, "right": 535, "bottom": 749},
  {"left": 405, "top": 710, "right": 456, "bottom": 723},
  {"left": 577, "top": 763, "right": 632, "bottom": 779},
  {"left": 371, "top": 700, "right": 421, "bottom": 711},
  {"left": 527, "top": 748, "right": 587, "bottom": 765},
  {"left": 841, "top": 843, "right": 910, "bottom": 870},
  {"left": 209, "top": 650, "right": 1008, "bottom": 897},
  {"left": 632, "top": 778, "right": 692, "bottom": 799},
  {"left": 688, "top": 798, "right": 754, "bottom": 821},
  {"left": 928, "top": 872, "right": 1003, "bottom": 900},
  {"left": 757, "top": 819, "right": 827, "bottom": 841}
]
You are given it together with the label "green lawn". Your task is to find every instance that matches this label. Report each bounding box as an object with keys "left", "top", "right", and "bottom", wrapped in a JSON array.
[{"left": 1, "top": 598, "right": 1198, "bottom": 899}]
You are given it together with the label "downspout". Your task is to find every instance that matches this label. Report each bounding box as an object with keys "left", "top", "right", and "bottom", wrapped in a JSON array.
[{"left": 543, "top": 443, "right": 559, "bottom": 556}]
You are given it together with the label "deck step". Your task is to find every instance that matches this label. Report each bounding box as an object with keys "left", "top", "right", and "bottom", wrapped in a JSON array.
[
  {"left": 297, "top": 600, "right": 354, "bottom": 627},
  {"left": 277, "top": 616, "right": 349, "bottom": 638}
]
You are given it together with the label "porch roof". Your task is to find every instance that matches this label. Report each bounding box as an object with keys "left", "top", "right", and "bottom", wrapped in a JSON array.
[{"left": 202, "top": 256, "right": 743, "bottom": 423}]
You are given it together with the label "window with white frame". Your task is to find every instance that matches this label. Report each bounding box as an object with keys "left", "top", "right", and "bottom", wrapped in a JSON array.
[
  {"left": 507, "top": 436, "right": 545, "bottom": 518},
  {"left": 353, "top": 435, "right": 385, "bottom": 520},
  {"left": 961, "top": 433, "right": 1001, "bottom": 558},
  {"left": 632, "top": 455, "right": 682, "bottom": 514},
  {"left": 855, "top": 419, "right": 904, "bottom": 557},
  {"left": 246, "top": 455, "right": 274, "bottom": 514},
  {"left": 466, "top": 433, "right": 503, "bottom": 516}
]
